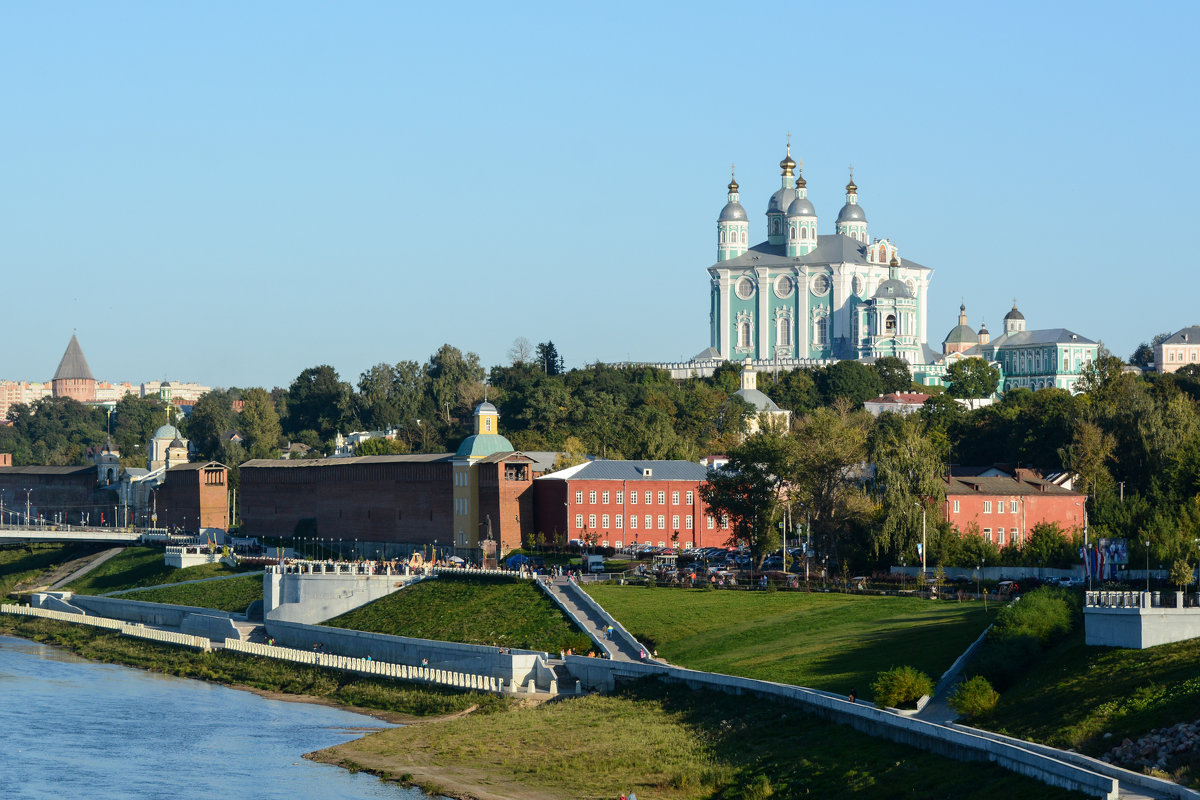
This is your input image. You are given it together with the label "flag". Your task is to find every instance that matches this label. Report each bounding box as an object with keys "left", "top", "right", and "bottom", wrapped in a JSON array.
[{"left": 1097, "top": 545, "right": 1106, "bottom": 581}]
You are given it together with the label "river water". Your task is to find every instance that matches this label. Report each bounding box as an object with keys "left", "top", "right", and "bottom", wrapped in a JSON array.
[{"left": 0, "top": 635, "right": 429, "bottom": 799}]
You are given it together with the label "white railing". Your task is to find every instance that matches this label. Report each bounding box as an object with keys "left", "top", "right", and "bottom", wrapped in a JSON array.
[
  {"left": 221, "top": 639, "right": 540, "bottom": 695},
  {"left": 1, "top": 604, "right": 211, "bottom": 651}
]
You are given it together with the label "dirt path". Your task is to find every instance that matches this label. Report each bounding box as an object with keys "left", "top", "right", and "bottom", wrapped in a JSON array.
[{"left": 46, "top": 547, "right": 125, "bottom": 590}]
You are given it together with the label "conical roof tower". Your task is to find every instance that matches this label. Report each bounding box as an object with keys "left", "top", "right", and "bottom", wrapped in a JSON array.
[{"left": 51, "top": 334, "right": 97, "bottom": 402}]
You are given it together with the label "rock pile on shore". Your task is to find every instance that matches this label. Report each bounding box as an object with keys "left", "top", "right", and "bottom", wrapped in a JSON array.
[{"left": 1103, "top": 720, "right": 1200, "bottom": 771}]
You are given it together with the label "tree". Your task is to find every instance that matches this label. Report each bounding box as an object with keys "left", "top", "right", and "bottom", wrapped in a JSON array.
[
  {"left": 285, "top": 365, "right": 352, "bottom": 442},
  {"left": 507, "top": 336, "right": 534, "bottom": 366},
  {"left": 535, "top": 341, "right": 565, "bottom": 376},
  {"left": 239, "top": 387, "right": 283, "bottom": 459},
  {"left": 552, "top": 436, "right": 588, "bottom": 471},
  {"left": 1170, "top": 558, "right": 1194, "bottom": 593},
  {"left": 1129, "top": 332, "right": 1171, "bottom": 368},
  {"left": 186, "top": 390, "right": 235, "bottom": 460},
  {"left": 699, "top": 429, "right": 797, "bottom": 567},
  {"left": 1075, "top": 354, "right": 1127, "bottom": 400},
  {"left": 817, "top": 361, "right": 884, "bottom": 407},
  {"left": 873, "top": 357, "right": 913, "bottom": 394},
  {"left": 354, "top": 437, "right": 408, "bottom": 456},
  {"left": 869, "top": 414, "right": 946, "bottom": 558},
  {"left": 945, "top": 358, "right": 1000, "bottom": 404},
  {"left": 427, "top": 344, "right": 486, "bottom": 421},
  {"left": 1058, "top": 420, "right": 1115, "bottom": 499},
  {"left": 790, "top": 402, "right": 870, "bottom": 560}
]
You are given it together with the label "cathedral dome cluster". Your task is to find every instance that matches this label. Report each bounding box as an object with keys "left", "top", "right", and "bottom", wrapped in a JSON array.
[{"left": 707, "top": 142, "right": 931, "bottom": 366}]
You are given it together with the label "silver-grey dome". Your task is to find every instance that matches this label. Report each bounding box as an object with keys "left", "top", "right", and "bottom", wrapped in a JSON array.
[
  {"left": 767, "top": 187, "right": 797, "bottom": 214},
  {"left": 943, "top": 324, "right": 979, "bottom": 345},
  {"left": 1004, "top": 306, "right": 1025, "bottom": 321},
  {"left": 786, "top": 196, "right": 816, "bottom": 217},
  {"left": 719, "top": 201, "right": 747, "bottom": 222},
  {"left": 837, "top": 202, "right": 866, "bottom": 223},
  {"left": 873, "top": 279, "right": 913, "bottom": 299}
]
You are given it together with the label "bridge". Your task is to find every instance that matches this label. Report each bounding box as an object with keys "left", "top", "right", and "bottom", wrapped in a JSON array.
[{"left": 0, "top": 525, "right": 145, "bottom": 545}]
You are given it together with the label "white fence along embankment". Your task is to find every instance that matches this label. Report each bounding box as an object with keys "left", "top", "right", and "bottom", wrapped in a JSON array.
[{"left": 2, "top": 603, "right": 211, "bottom": 651}]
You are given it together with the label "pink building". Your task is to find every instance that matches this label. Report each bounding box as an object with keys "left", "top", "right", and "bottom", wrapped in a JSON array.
[
  {"left": 1155, "top": 327, "right": 1200, "bottom": 374},
  {"left": 942, "top": 468, "right": 1085, "bottom": 547},
  {"left": 534, "top": 460, "right": 733, "bottom": 550}
]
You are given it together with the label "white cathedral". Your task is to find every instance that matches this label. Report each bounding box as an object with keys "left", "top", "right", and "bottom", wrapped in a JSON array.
[{"left": 705, "top": 145, "right": 936, "bottom": 366}]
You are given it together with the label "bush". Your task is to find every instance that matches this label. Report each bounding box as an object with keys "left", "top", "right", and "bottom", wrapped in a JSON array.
[
  {"left": 948, "top": 675, "right": 999, "bottom": 719},
  {"left": 970, "top": 586, "right": 1079, "bottom": 691},
  {"left": 871, "top": 665, "right": 934, "bottom": 709}
]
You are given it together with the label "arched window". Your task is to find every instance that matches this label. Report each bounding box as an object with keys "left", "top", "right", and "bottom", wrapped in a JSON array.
[
  {"left": 885, "top": 314, "right": 896, "bottom": 333},
  {"left": 772, "top": 219, "right": 780, "bottom": 235},
  {"left": 739, "top": 321, "right": 752, "bottom": 348},
  {"left": 741, "top": 230, "right": 747, "bottom": 244},
  {"left": 789, "top": 224, "right": 796, "bottom": 239},
  {"left": 777, "top": 316, "right": 791, "bottom": 347},
  {"left": 813, "top": 315, "right": 828, "bottom": 346},
  {"left": 800, "top": 227, "right": 808, "bottom": 240},
  {"left": 719, "top": 230, "right": 725, "bottom": 244}
]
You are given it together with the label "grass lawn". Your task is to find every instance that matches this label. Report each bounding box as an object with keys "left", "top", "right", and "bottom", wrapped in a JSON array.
[
  {"left": 62, "top": 546, "right": 252, "bottom": 594},
  {"left": 0, "top": 615, "right": 507, "bottom": 718},
  {"left": 317, "top": 676, "right": 1087, "bottom": 800},
  {"left": 325, "top": 575, "right": 594, "bottom": 655},
  {"left": 984, "top": 629, "right": 1200, "bottom": 771},
  {"left": 0, "top": 543, "right": 107, "bottom": 596},
  {"left": 117, "top": 573, "right": 264, "bottom": 612},
  {"left": 584, "top": 584, "right": 994, "bottom": 699}
]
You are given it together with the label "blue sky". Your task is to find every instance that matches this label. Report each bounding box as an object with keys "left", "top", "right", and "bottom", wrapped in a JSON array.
[{"left": 2, "top": 2, "right": 1196, "bottom": 389}]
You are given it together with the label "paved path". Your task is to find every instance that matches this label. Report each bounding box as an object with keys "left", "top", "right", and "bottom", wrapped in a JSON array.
[
  {"left": 543, "top": 578, "right": 643, "bottom": 662},
  {"left": 48, "top": 547, "right": 125, "bottom": 590}
]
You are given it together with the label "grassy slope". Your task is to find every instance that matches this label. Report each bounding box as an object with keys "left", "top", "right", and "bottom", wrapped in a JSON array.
[
  {"left": 321, "top": 677, "right": 1087, "bottom": 800},
  {"left": 325, "top": 576, "right": 594, "bottom": 655},
  {"left": 984, "top": 629, "right": 1200, "bottom": 756},
  {"left": 0, "top": 543, "right": 106, "bottom": 596},
  {"left": 119, "top": 573, "right": 264, "bottom": 612},
  {"left": 0, "top": 615, "right": 506, "bottom": 718},
  {"left": 62, "top": 546, "right": 251, "bottom": 594},
  {"left": 585, "top": 585, "right": 993, "bottom": 698}
]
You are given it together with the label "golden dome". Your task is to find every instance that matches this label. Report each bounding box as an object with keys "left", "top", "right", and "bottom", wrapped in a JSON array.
[
  {"left": 728, "top": 164, "right": 738, "bottom": 192},
  {"left": 780, "top": 145, "right": 796, "bottom": 176},
  {"left": 794, "top": 170, "right": 807, "bottom": 189}
]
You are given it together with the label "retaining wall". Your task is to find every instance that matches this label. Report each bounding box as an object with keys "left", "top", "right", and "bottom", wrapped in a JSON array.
[
  {"left": 32, "top": 593, "right": 242, "bottom": 641},
  {"left": 562, "top": 656, "right": 1118, "bottom": 800},
  {"left": 264, "top": 618, "right": 553, "bottom": 690},
  {"left": 264, "top": 569, "right": 425, "bottom": 625},
  {"left": 1085, "top": 592, "right": 1200, "bottom": 648}
]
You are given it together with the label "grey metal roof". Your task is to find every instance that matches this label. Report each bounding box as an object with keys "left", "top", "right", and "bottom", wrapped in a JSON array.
[
  {"left": 475, "top": 401, "right": 499, "bottom": 415},
  {"left": 837, "top": 202, "right": 866, "bottom": 223},
  {"left": 240, "top": 454, "right": 453, "bottom": 468},
  {"left": 692, "top": 346, "right": 724, "bottom": 361},
  {"left": 153, "top": 424, "right": 181, "bottom": 440},
  {"left": 980, "top": 328, "right": 1098, "bottom": 348},
  {"left": 733, "top": 387, "right": 781, "bottom": 412},
  {"left": 718, "top": 201, "right": 747, "bottom": 222},
  {"left": 786, "top": 196, "right": 816, "bottom": 217},
  {"left": 545, "top": 460, "right": 712, "bottom": 482},
  {"left": 0, "top": 465, "right": 94, "bottom": 476},
  {"left": 874, "top": 278, "right": 913, "bottom": 299},
  {"left": 52, "top": 334, "right": 95, "bottom": 382},
  {"left": 1004, "top": 306, "right": 1025, "bottom": 321},
  {"left": 766, "top": 186, "right": 797, "bottom": 213},
  {"left": 1163, "top": 326, "right": 1200, "bottom": 344},
  {"left": 943, "top": 324, "right": 979, "bottom": 345},
  {"left": 710, "top": 235, "right": 931, "bottom": 272}
]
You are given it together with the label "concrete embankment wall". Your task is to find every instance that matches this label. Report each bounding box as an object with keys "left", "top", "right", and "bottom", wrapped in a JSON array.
[
  {"left": 264, "top": 618, "right": 552, "bottom": 689},
  {"left": 2, "top": 604, "right": 212, "bottom": 651},
  {"left": 264, "top": 569, "right": 425, "bottom": 625},
  {"left": 41, "top": 593, "right": 242, "bottom": 641},
  {"left": 563, "top": 657, "right": 1119, "bottom": 800}
]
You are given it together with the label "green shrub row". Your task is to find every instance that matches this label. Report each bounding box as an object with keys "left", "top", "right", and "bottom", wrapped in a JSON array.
[{"left": 971, "top": 587, "right": 1080, "bottom": 691}]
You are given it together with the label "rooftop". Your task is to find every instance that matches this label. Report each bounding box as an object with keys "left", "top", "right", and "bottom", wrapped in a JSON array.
[{"left": 538, "top": 459, "right": 712, "bottom": 482}]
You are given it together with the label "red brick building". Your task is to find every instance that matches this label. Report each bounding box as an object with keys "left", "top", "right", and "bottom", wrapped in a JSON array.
[
  {"left": 0, "top": 465, "right": 118, "bottom": 525},
  {"left": 50, "top": 334, "right": 97, "bottom": 403},
  {"left": 942, "top": 469, "right": 1084, "bottom": 547},
  {"left": 157, "top": 461, "right": 230, "bottom": 531},
  {"left": 534, "top": 460, "right": 733, "bottom": 550}
]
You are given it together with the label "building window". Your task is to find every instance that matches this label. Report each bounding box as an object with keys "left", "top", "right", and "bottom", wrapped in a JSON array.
[
  {"left": 602, "top": 540, "right": 609, "bottom": 548},
  {"left": 721, "top": 514, "right": 730, "bottom": 528},
  {"left": 615, "top": 540, "right": 623, "bottom": 548},
  {"left": 616, "top": 515, "right": 623, "bottom": 529},
  {"left": 885, "top": 313, "right": 896, "bottom": 333},
  {"left": 630, "top": 491, "right": 637, "bottom": 504},
  {"left": 671, "top": 491, "right": 679, "bottom": 505},
  {"left": 707, "top": 516, "right": 714, "bottom": 529},
  {"left": 645, "top": 491, "right": 652, "bottom": 504},
  {"left": 997, "top": 528, "right": 1005, "bottom": 545},
  {"left": 630, "top": 516, "right": 638, "bottom": 529},
  {"left": 686, "top": 515, "right": 694, "bottom": 529},
  {"left": 686, "top": 491, "right": 694, "bottom": 505},
  {"left": 575, "top": 491, "right": 583, "bottom": 504},
  {"left": 589, "top": 490, "right": 596, "bottom": 504},
  {"left": 657, "top": 491, "right": 665, "bottom": 505},
  {"left": 575, "top": 514, "right": 583, "bottom": 529},
  {"left": 645, "top": 515, "right": 652, "bottom": 529},
  {"left": 602, "top": 491, "right": 610, "bottom": 504},
  {"left": 672, "top": 515, "right": 679, "bottom": 530},
  {"left": 983, "top": 501, "right": 992, "bottom": 513},
  {"left": 738, "top": 321, "right": 752, "bottom": 348},
  {"left": 983, "top": 528, "right": 992, "bottom": 541},
  {"left": 1010, "top": 500, "right": 1018, "bottom": 513},
  {"left": 658, "top": 515, "right": 665, "bottom": 529},
  {"left": 588, "top": 514, "right": 596, "bottom": 529},
  {"left": 616, "top": 491, "right": 623, "bottom": 504},
  {"left": 813, "top": 314, "right": 828, "bottom": 346},
  {"left": 953, "top": 500, "right": 960, "bottom": 513},
  {"left": 602, "top": 514, "right": 609, "bottom": 528}
]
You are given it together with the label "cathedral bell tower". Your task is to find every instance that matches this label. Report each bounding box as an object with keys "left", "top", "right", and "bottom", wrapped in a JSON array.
[
  {"left": 766, "top": 140, "right": 797, "bottom": 246},
  {"left": 835, "top": 167, "right": 868, "bottom": 242},
  {"left": 716, "top": 166, "right": 748, "bottom": 262},
  {"left": 785, "top": 165, "right": 818, "bottom": 257}
]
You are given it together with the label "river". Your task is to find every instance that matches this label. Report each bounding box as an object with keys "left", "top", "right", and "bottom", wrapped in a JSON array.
[{"left": 0, "top": 635, "right": 430, "bottom": 799}]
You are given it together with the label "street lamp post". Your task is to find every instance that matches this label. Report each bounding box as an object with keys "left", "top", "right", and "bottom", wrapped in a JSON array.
[
  {"left": 1145, "top": 540, "right": 1151, "bottom": 594},
  {"left": 913, "top": 502, "right": 927, "bottom": 582}
]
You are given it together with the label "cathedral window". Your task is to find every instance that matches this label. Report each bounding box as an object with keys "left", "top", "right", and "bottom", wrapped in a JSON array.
[
  {"left": 741, "top": 230, "right": 746, "bottom": 244},
  {"left": 719, "top": 230, "right": 725, "bottom": 243},
  {"left": 738, "top": 321, "right": 752, "bottom": 348},
  {"left": 813, "top": 315, "right": 828, "bottom": 346},
  {"left": 773, "top": 220, "right": 780, "bottom": 235},
  {"left": 777, "top": 315, "right": 791, "bottom": 347},
  {"left": 885, "top": 314, "right": 896, "bottom": 333}
]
